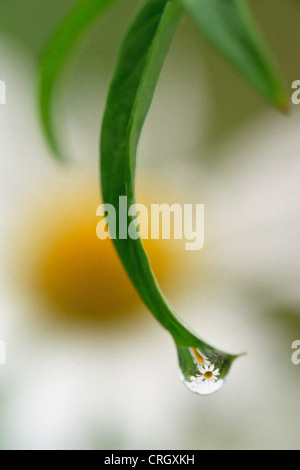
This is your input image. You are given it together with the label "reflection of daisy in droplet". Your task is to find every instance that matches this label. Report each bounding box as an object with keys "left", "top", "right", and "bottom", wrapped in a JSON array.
[
  {"left": 190, "top": 348, "right": 209, "bottom": 368},
  {"left": 199, "top": 364, "right": 220, "bottom": 384}
]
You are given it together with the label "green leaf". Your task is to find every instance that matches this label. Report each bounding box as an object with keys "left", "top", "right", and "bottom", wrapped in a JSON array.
[
  {"left": 101, "top": 0, "right": 239, "bottom": 393},
  {"left": 180, "top": 0, "right": 288, "bottom": 110},
  {"left": 39, "top": 0, "right": 119, "bottom": 160}
]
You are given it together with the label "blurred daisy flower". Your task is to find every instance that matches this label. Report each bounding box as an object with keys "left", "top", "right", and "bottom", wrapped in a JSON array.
[
  {"left": 0, "top": 36, "right": 207, "bottom": 449},
  {"left": 199, "top": 364, "right": 220, "bottom": 384},
  {"left": 1, "top": 32, "right": 300, "bottom": 450}
]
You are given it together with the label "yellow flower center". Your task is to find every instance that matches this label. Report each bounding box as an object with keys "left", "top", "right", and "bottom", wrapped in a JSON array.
[
  {"left": 11, "top": 177, "right": 188, "bottom": 326},
  {"left": 39, "top": 218, "right": 171, "bottom": 323},
  {"left": 204, "top": 372, "right": 214, "bottom": 380}
]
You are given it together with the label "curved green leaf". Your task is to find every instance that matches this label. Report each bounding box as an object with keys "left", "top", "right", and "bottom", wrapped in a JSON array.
[
  {"left": 100, "top": 0, "right": 238, "bottom": 388},
  {"left": 180, "top": 0, "right": 288, "bottom": 109},
  {"left": 39, "top": 0, "right": 119, "bottom": 159}
]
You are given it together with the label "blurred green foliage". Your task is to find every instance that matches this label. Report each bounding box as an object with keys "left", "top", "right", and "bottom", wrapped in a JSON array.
[{"left": 1, "top": 0, "right": 300, "bottom": 152}]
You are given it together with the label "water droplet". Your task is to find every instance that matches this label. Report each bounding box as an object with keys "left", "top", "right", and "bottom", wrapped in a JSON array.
[
  {"left": 177, "top": 345, "right": 234, "bottom": 396},
  {"left": 181, "top": 371, "right": 225, "bottom": 396}
]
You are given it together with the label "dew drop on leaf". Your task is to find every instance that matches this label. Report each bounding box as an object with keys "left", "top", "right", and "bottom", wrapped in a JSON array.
[
  {"left": 181, "top": 371, "right": 225, "bottom": 396},
  {"left": 177, "top": 345, "right": 234, "bottom": 396}
]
